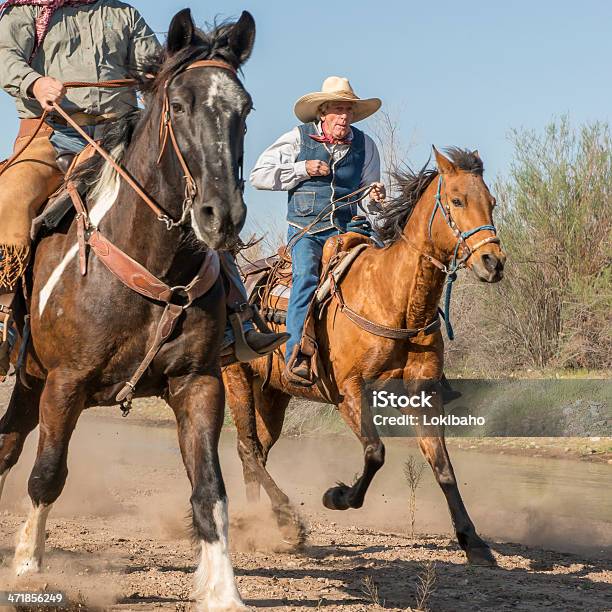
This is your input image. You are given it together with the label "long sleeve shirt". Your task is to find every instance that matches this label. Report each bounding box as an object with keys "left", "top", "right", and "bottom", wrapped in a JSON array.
[
  {"left": 0, "top": 1, "right": 161, "bottom": 119},
  {"left": 249, "top": 123, "right": 381, "bottom": 193}
]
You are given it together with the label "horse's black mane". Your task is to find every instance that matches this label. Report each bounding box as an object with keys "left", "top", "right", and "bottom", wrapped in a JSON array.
[
  {"left": 376, "top": 147, "right": 484, "bottom": 245},
  {"left": 141, "top": 20, "right": 243, "bottom": 95},
  {"left": 74, "top": 20, "right": 239, "bottom": 188}
]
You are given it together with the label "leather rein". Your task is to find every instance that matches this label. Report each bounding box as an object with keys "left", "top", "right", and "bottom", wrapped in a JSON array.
[
  {"left": 9, "top": 60, "right": 240, "bottom": 414},
  {"left": 329, "top": 175, "right": 499, "bottom": 341}
]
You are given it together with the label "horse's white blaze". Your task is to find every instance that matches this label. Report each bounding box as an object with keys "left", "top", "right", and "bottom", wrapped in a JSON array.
[
  {"left": 14, "top": 503, "right": 52, "bottom": 575},
  {"left": 0, "top": 469, "right": 9, "bottom": 503},
  {"left": 38, "top": 145, "right": 124, "bottom": 316},
  {"left": 193, "top": 498, "right": 245, "bottom": 611},
  {"left": 206, "top": 72, "right": 235, "bottom": 108}
]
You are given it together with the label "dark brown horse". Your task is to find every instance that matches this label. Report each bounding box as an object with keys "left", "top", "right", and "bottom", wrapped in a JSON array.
[
  {"left": 224, "top": 147, "right": 506, "bottom": 565},
  {"left": 0, "top": 9, "right": 254, "bottom": 610}
]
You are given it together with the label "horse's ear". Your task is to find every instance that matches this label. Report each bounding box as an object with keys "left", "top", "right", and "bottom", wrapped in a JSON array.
[
  {"left": 432, "top": 145, "right": 456, "bottom": 175},
  {"left": 167, "top": 8, "right": 196, "bottom": 54},
  {"left": 229, "top": 11, "right": 256, "bottom": 65},
  {"left": 472, "top": 149, "right": 482, "bottom": 162}
]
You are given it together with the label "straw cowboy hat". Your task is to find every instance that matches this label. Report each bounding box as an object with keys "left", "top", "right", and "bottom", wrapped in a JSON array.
[{"left": 294, "top": 76, "right": 382, "bottom": 123}]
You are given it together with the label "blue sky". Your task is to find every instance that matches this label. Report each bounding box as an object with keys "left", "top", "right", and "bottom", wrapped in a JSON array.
[{"left": 1, "top": 0, "right": 610, "bottom": 234}]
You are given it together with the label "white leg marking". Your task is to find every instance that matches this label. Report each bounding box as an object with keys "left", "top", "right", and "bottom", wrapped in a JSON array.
[
  {"left": 0, "top": 469, "right": 10, "bottom": 504},
  {"left": 193, "top": 498, "right": 246, "bottom": 611},
  {"left": 38, "top": 145, "right": 124, "bottom": 317},
  {"left": 14, "top": 503, "right": 52, "bottom": 576}
]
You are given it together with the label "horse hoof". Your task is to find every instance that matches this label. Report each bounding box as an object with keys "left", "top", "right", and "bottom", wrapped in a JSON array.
[
  {"left": 466, "top": 545, "right": 497, "bottom": 567},
  {"left": 279, "top": 515, "right": 307, "bottom": 548},
  {"left": 322, "top": 484, "right": 351, "bottom": 510}
]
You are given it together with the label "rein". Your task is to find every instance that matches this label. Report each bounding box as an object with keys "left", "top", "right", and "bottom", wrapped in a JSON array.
[{"left": 286, "top": 184, "right": 374, "bottom": 251}]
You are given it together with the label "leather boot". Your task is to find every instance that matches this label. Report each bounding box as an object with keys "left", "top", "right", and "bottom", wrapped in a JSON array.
[
  {"left": 283, "top": 346, "right": 314, "bottom": 387},
  {"left": 244, "top": 328, "right": 289, "bottom": 355},
  {"left": 290, "top": 352, "right": 311, "bottom": 381}
]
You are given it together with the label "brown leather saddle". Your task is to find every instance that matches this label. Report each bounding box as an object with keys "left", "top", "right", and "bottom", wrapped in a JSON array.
[{"left": 242, "top": 231, "right": 373, "bottom": 328}]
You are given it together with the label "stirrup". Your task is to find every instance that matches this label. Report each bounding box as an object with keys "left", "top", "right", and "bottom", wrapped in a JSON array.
[
  {"left": 227, "top": 309, "right": 288, "bottom": 364},
  {"left": 283, "top": 345, "right": 315, "bottom": 387}
]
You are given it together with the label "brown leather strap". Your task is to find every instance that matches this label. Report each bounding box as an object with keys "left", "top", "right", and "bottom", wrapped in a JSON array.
[
  {"left": 88, "top": 230, "right": 174, "bottom": 302},
  {"left": 329, "top": 275, "right": 440, "bottom": 340},
  {"left": 184, "top": 59, "right": 237, "bottom": 75},
  {"left": 67, "top": 182, "right": 89, "bottom": 276},
  {"left": 52, "top": 103, "right": 169, "bottom": 220},
  {"left": 115, "top": 303, "right": 183, "bottom": 404}
]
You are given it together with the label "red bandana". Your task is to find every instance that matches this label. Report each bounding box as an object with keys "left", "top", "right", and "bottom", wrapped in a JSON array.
[
  {"left": 309, "top": 123, "right": 352, "bottom": 146},
  {"left": 0, "top": 0, "right": 97, "bottom": 62}
]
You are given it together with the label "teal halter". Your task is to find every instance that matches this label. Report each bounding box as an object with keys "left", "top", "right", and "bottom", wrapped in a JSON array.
[{"left": 427, "top": 176, "right": 498, "bottom": 340}]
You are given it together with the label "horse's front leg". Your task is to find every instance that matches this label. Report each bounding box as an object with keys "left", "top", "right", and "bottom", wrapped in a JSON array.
[
  {"left": 168, "top": 373, "right": 246, "bottom": 612},
  {"left": 0, "top": 378, "right": 43, "bottom": 504},
  {"left": 13, "top": 371, "right": 84, "bottom": 575},
  {"left": 323, "top": 378, "right": 385, "bottom": 511},
  {"left": 413, "top": 392, "right": 496, "bottom": 566}
]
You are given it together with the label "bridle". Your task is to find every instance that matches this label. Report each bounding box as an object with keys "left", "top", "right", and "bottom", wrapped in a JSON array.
[
  {"left": 402, "top": 175, "right": 500, "bottom": 339},
  {"left": 48, "top": 59, "right": 242, "bottom": 232},
  {"left": 156, "top": 58, "right": 241, "bottom": 229}
]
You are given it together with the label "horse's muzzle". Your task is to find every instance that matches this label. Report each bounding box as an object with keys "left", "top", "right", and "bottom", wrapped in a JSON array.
[
  {"left": 471, "top": 251, "right": 506, "bottom": 283},
  {"left": 191, "top": 197, "right": 247, "bottom": 250}
]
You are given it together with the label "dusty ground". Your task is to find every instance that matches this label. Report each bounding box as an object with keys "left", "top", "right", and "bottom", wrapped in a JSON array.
[{"left": 0, "top": 399, "right": 610, "bottom": 612}]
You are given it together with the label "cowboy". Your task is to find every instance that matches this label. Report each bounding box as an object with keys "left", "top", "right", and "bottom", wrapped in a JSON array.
[
  {"left": 0, "top": 0, "right": 285, "bottom": 381},
  {"left": 250, "top": 76, "right": 386, "bottom": 383}
]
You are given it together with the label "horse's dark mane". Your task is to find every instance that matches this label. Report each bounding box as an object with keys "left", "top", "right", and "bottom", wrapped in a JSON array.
[
  {"left": 376, "top": 148, "right": 484, "bottom": 245},
  {"left": 74, "top": 20, "right": 240, "bottom": 188},
  {"left": 140, "top": 21, "right": 242, "bottom": 95},
  {"left": 73, "top": 111, "right": 140, "bottom": 187}
]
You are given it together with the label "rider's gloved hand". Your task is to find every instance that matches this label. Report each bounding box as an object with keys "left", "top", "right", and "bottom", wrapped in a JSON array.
[{"left": 346, "top": 215, "right": 373, "bottom": 237}]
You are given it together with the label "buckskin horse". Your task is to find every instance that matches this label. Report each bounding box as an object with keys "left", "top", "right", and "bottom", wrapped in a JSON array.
[
  {"left": 0, "top": 9, "right": 254, "bottom": 610},
  {"left": 224, "top": 147, "right": 506, "bottom": 566}
]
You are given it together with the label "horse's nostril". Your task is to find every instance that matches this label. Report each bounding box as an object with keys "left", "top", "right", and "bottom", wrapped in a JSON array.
[
  {"left": 201, "top": 206, "right": 215, "bottom": 220},
  {"left": 482, "top": 254, "right": 499, "bottom": 272}
]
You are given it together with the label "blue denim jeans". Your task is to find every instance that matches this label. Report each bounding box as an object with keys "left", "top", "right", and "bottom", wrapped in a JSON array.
[
  {"left": 220, "top": 251, "right": 253, "bottom": 349},
  {"left": 48, "top": 121, "right": 96, "bottom": 156},
  {"left": 285, "top": 225, "right": 339, "bottom": 362}
]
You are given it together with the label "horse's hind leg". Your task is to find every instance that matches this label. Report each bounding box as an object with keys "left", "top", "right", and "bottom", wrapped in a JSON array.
[
  {"left": 0, "top": 378, "right": 43, "bottom": 504},
  {"left": 225, "top": 365, "right": 304, "bottom": 545},
  {"left": 13, "top": 373, "right": 83, "bottom": 575},
  {"left": 224, "top": 364, "right": 263, "bottom": 503},
  {"left": 414, "top": 396, "right": 496, "bottom": 566},
  {"left": 168, "top": 373, "right": 246, "bottom": 612},
  {"left": 322, "top": 379, "right": 385, "bottom": 511}
]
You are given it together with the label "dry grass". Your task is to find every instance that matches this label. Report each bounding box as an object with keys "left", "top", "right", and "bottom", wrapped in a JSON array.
[{"left": 403, "top": 456, "right": 426, "bottom": 538}]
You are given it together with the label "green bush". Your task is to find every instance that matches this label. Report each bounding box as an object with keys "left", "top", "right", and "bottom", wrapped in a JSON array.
[{"left": 448, "top": 117, "right": 611, "bottom": 371}]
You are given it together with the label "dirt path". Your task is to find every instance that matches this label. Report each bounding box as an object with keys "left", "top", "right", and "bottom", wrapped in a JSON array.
[{"left": 0, "top": 404, "right": 610, "bottom": 610}]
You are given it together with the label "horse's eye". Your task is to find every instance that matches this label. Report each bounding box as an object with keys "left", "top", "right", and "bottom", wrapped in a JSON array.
[
  {"left": 244, "top": 123, "right": 248, "bottom": 135},
  {"left": 451, "top": 198, "right": 464, "bottom": 207},
  {"left": 171, "top": 102, "right": 184, "bottom": 114}
]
